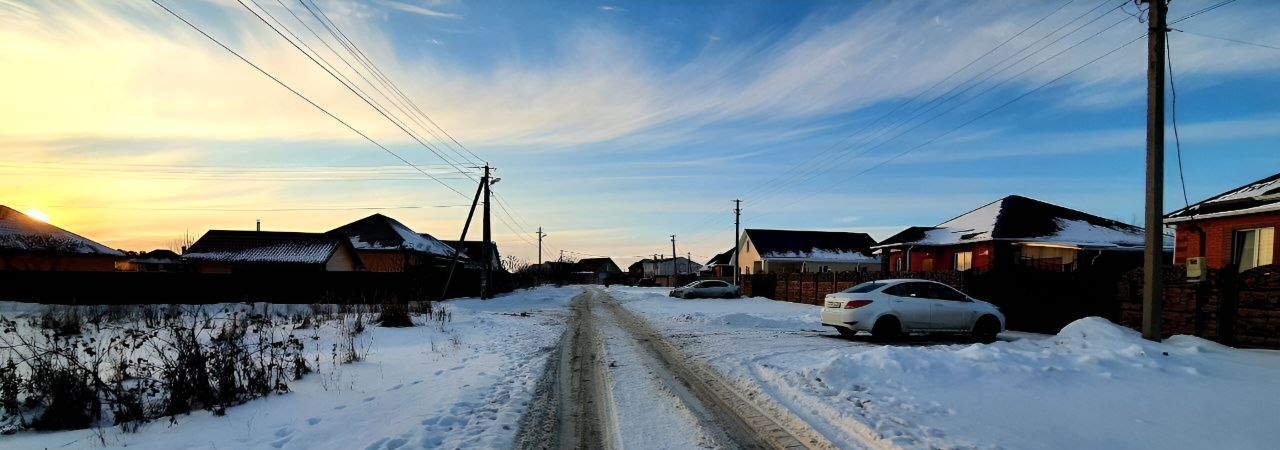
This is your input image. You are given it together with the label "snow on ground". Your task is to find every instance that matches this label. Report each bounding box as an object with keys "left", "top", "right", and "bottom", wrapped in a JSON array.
[
  {"left": 1, "top": 286, "right": 578, "bottom": 450},
  {"left": 609, "top": 286, "right": 1280, "bottom": 450}
]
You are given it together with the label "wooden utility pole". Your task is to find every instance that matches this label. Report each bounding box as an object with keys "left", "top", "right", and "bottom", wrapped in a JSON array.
[
  {"left": 670, "top": 235, "right": 678, "bottom": 278},
  {"left": 536, "top": 227, "right": 547, "bottom": 285},
  {"left": 441, "top": 172, "right": 486, "bottom": 299},
  {"left": 733, "top": 199, "right": 742, "bottom": 285},
  {"left": 481, "top": 164, "right": 492, "bottom": 300},
  {"left": 1141, "top": 0, "right": 1168, "bottom": 341}
]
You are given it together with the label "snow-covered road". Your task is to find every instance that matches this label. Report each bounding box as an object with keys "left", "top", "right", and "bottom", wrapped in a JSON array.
[{"left": 610, "top": 286, "right": 1280, "bottom": 450}]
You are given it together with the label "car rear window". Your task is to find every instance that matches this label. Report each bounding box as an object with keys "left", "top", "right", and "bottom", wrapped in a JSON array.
[{"left": 842, "top": 282, "right": 886, "bottom": 294}]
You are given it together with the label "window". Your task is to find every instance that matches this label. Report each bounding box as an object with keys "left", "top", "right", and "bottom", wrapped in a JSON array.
[
  {"left": 884, "top": 282, "right": 928, "bottom": 298},
  {"left": 925, "top": 282, "right": 968, "bottom": 301},
  {"left": 705, "top": 281, "right": 728, "bottom": 287},
  {"left": 1235, "top": 227, "right": 1275, "bottom": 272},
  {"left": 953, "top": 251, "right": 973, "bottom": 271},
  {"left": 841, "top": 282, "right": 886, "bottom": 294}
]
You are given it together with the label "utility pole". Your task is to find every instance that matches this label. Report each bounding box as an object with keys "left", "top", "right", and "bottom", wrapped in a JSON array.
[
  {"left": 670, "top": 235, "right": 678, "bottom": 277},
  {"left": 536, "top": 227, "right": 547, "bottom": 284},
  {"left": 481, "top": 164, "right": 492, "bottom": 300},
  {"left": 1141, "top": 0, "right": 1168, "bottom": 341},
  {"left": 733, "top": 199, "right": 742, "bottom": 285}
]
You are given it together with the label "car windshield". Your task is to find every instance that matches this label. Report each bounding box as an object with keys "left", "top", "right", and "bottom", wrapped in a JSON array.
[
  {"left": 682, "top": 281, "right": 701, "bottom": 288},
  {"left": 841, "top": 282, "right": 886, "bottom": 294}
]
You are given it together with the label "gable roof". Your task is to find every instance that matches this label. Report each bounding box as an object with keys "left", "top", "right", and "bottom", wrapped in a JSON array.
[
  {"left": 1166, "top": 172, "right": 1280, "bottom": 223},
  {"left": 575, "top": 257, "right": 621, "bottom": 274},
  {"left": 129, "top": 249, "right": 182, "bottom": 264},
  {"left": 183, "top": 230, "right": 358, "bottom": 266},
  {"left": 705, "top": 248, "right": 735, "bottom": 266},
  {"left": 327, "top": 214, "right": 454, "bottom": 256},
  {"left": 874, "top": 195, "right": 1152, "bottom": 250},
  {"left": 743, "top": 229, "right": 877, "bottom": 262},
  {"left": 0, "top": 206, "right": 123, "bottom": 256}
]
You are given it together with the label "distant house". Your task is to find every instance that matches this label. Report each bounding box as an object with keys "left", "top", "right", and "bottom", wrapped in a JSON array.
[
  {"left": 183, "top": 230, "right": 363, "bottom": 273},
  {"left": 327, "top": 214, "right": 455, "bottom": 272},
  {"left": 574, "top": 257, "right": 622, "bottom": 283},
  {"left": 873, "top": 195, "right": 1162, "bottom": 273},
  {"left": 1166, "top": 172, "right": 1279, "bottom": 271},
  {"left": 643, "top": 257, "right": 701, "bottom": 278},
  {"left": 119, "top": 249, "right": 184, "bottom": 272},
  {"left": 736, "top": 229, "right": 878, "bottom": 275},
  {"left": 440, "top": 240, "right": 502, "bottom": 270},
  {"left": 701, "top": 248, "right": 736, "bottom": 277},
  {"left": 0, "top": 205, "right": 123, "bottom": 272}
]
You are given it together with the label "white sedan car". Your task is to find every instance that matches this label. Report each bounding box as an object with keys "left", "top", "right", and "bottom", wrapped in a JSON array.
[
  {"left": 669, "top": 280, "right": 740, "bottom": 299},
  {"left": 820, "top": 279, "right": 1005, "bottom": 342}
]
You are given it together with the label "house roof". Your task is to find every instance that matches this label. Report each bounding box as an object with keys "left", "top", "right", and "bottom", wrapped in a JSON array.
[
  {"left": 327, "top": 214, "right": 454, "bottom": 256},
  {"left": 183, "top": 230, "right": 357, "bottom": 266},
  {"left": 874, "top": 195, "right": 1156, "bottom": 250},
  {"left": 439, "top": 239, "right": 500, "bottom": 263},
  {"left": 743, "top": 229, "right": 878, "bottom": 262},
  {"left": 576, "top": 257, "right": 621, "bottom": 273},
  {"left": 129, "top": 249, "right": 181, "bottom": 264},
  {"left": 0, "top": 206, "right": 123, "bottom": 256},
  {"left": 1165, "top": 172, "right": 1280, "bottom": 223},
  {"left": 705, "top": 248, "right": 735, "bottom": 266}
]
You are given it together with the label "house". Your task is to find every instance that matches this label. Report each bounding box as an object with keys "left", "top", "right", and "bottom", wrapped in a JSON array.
[
  {"left": 736, "top": 229, "right": 878, "bottom": 275},
  {"left": 1165, "top": 172, "right": 1279, "bottom": 271},
  {"left": 700, "top": 248, "right": 736, "bottom": 277},
  {"left": 643, "top": 257, "right": 701, "bottom": 278},
  {"left": 0, "top": 205, "right": 123, "bottom": 271},
  {"left": 183, "top": 230, "right": 363, "bottom": 273},
  {"left": 574, "top": 257, "right": 623, "bottom": 284},
  {"left": 118, "top": 249, "right": 184, "bottom": 272},
  {"left": 440, "top": 239, "right": 502, "bottom": 270},
  {"left": 326, "top": 214, "right": 455, "bottom": 272},
  {"left": 873, "top": 195, "right": 1161, "bottom": 273}
]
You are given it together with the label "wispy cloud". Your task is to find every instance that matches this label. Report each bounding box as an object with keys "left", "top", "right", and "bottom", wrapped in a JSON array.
[{"left": 372, "top": 0, "right": 461, "bottom": 19}]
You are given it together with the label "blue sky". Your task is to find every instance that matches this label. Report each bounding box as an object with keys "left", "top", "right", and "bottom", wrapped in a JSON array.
[{"left": 2, "top": 0, "right": 1279, "bottom": 266}]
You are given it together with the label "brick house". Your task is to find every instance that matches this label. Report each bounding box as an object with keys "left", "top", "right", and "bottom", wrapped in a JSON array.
[
  {"left": 0, "top": 205, "right": 123, "bottom": 272},
  {"left": 1165, "top": 172, "right": 1279, "bottom": 271},
  {"left": 873, "top": 195, "right": 1163, "bottom": 273},
  {"left": 736, "top": 229, "right": 878, "bottom": 275},
  {"left": 327, "top": 214, "right": 455, "bottom": 272},
  {"left": 700, "top": 248, "right": 736, "bottom": 277},
  {"left": 182, "top": 230, "right": 364, "bottom": 273}
]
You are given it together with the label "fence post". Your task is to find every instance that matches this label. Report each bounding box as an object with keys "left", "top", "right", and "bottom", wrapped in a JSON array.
[{"left": 1219, "top": 266, "right": 1239, "bottom": 346}]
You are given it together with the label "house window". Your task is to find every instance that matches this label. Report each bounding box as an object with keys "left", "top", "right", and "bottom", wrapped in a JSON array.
[
  {"left": 953, "top": 251, "right": 973, "bottom": 271},
  {"left": 1234, "top": 227, "right": 1275, "bottom": 272}
]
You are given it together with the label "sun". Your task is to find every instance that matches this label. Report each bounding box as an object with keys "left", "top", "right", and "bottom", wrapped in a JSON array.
[{"left": 24, "top": 209, "right": 50, "bottom": 223}]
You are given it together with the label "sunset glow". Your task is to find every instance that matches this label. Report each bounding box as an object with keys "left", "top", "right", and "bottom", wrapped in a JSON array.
[{"left": 24, "top": 209, "right": 50, "bottom": 223}]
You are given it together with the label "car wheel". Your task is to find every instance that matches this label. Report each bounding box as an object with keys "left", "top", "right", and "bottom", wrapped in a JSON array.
[
  {"left": 871, "top": 316, "right": 901, "bottom": 342},
  {"left": 973, "top": 315, "right": 1001, "bottom": 343},
  {"left": 836, "top": 327, "right": 858, "bottom": 339}
]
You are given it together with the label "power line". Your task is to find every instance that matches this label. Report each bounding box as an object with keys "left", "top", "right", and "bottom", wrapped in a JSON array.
[
  {"left": 1167, "top": 34, "right": 1189, "bottom": 208},
  {"left": 236, "top": 0, "right": 476, "bottom": 180},
  {"left": 148, "top": 0, "right": 468, "bottom": 198},
  {"left": 24, "top": 204, "right": 468, "bottom": 212},
  {"left": 1169, "top": 0, "right": 1239, "bottom": 24},
  {"left": 1172, "top": 28, "right": 1280, "bottom": 51}
]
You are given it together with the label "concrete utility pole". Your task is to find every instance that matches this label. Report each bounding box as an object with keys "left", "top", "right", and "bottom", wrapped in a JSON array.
[
  {"left": 670, "top": 235, "right": 678, "bottom": 276},
  {"left": 1141, "top": 0, "right": 1168, "bottom": 341},
  {"left": 733, "top": 199, "right": 742, "bottom": 285},
  {"left": 481, "top": 164, "right": 492, "bottom": 300}
]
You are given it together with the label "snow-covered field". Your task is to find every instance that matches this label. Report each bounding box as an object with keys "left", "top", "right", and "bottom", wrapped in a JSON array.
[
  {"left": 610, "top": 286, "right": 1280, "bottom": 449},
  {"left": 1, "top": 286, "right": 578, "bottom": 450}
]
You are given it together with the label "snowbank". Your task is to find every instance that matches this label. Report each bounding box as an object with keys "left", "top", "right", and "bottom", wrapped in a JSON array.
[
  {"left": 609, "top": 286, "right": 819, "bottom": 330},
  {"left": 1, "top": 286, "right": 580, "bottom": 450}
]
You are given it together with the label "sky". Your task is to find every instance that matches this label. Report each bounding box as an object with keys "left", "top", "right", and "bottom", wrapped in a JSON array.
[{"left": 2, "top": 0, "right": 1278, "bottom": 268}]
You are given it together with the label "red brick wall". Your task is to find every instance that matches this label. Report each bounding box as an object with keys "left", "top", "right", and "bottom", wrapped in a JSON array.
[
  {"left": 886, "top": 243, "right": 994, "bottom": 272},
  {"left": 1174, "top": 213, "right": 1280, "bottom": 269}
]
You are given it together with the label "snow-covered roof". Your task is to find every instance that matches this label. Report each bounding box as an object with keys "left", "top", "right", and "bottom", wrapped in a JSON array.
[
  {"left": 183, "top": 231, "right": 351, "bottom": 265},
  {"left": 875, "top": 195, "right": 1160, "bottom": 250},
  {"left": 1166, "top": 172, "right": 1280, "bottom": 223},
  {"left": 744, "top": 229, "right": 878, "bottom": 263},
  {"left": 0, "top": 205, "right": 123, "bottom": 256},
  {"left": 327, "top": 214, "right": 455, "bottom": 256}
]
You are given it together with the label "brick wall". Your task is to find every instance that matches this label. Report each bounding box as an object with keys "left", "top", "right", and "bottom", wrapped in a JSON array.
[
  {"left": 1118, "top": 264, "right": 1280, "bottom": 348},
  {"left": 1173, "top": 212, "right": 1280, "bottom": 268}
]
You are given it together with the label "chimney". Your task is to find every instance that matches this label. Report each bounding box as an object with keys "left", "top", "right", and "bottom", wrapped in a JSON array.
[
  {"left": 256, "top": 219, "right": 261, "bottom": 232},
  {"left": 181, "top": 245, "right": 187, "bottom": 254}
]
